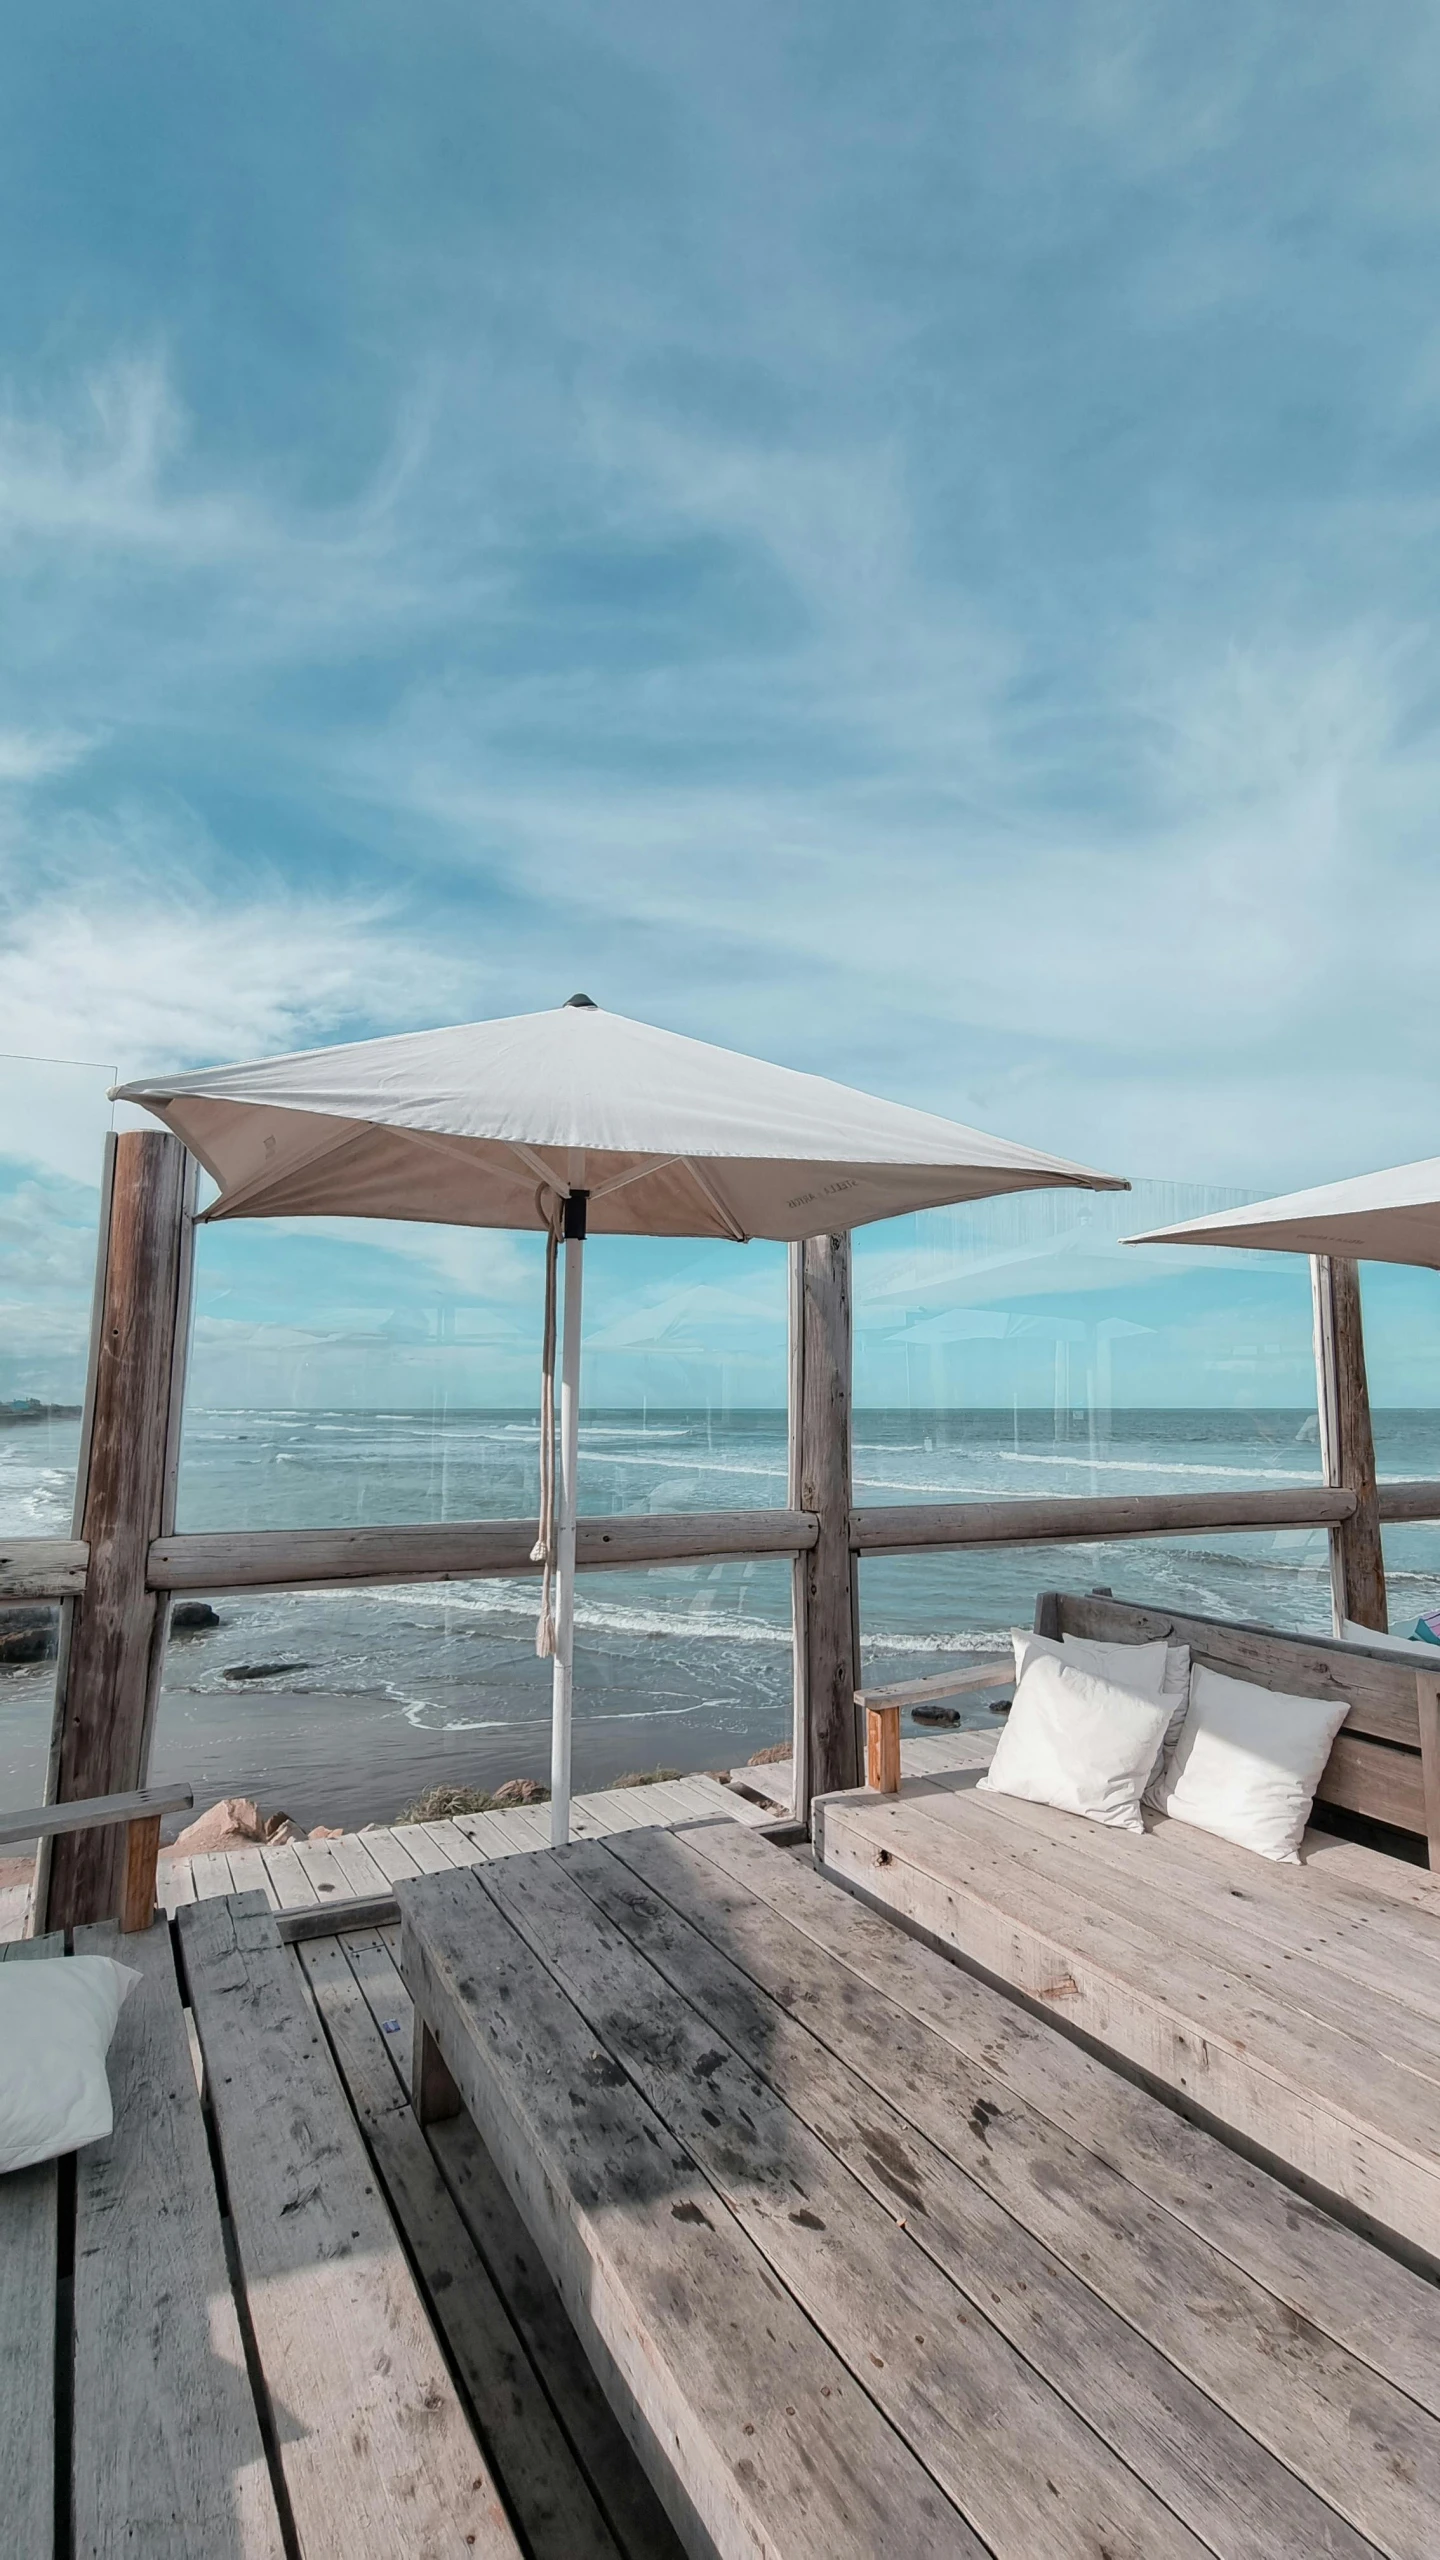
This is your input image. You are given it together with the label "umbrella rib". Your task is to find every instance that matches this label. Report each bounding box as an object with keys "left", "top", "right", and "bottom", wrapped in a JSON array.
[
  {"left": 680, "top": 1156, "right": 748, "bottom": 1242},
  {"left": 587, "top": 1155, "right": 683, "bottom": 1202},
  {"left": 507, "top": 1140, "right": 568, "bottom": 1192}
]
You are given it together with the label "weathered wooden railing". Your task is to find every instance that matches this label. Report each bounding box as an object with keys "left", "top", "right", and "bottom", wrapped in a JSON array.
[
  {"left": 16, "top": 1479, "right": 1440, "bottom": 1608},
  {"left": 6, "top": 1128, "right": 1433, "bottom": 1926}
]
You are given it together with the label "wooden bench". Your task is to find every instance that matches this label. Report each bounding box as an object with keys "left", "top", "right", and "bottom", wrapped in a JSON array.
[
  {"left": 825, "top": 1590, "right": 1440, "bottom": 2263},
  {"left": 0, "top": 1894, "right": 521, "bottom": 2555},
  {"left": 398, "top": 1821, "right": 1440, "bottom": 2560}
]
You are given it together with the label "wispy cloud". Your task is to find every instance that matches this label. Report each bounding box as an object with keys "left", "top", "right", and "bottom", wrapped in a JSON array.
[{"left": 4, "top": 0, "right": 1440, "bottom": 1211}]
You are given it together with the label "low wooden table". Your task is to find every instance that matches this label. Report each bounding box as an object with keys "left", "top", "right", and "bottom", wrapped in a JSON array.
[{"left": 399, "top": 1820, "right": 1440, "bottom": 2560}]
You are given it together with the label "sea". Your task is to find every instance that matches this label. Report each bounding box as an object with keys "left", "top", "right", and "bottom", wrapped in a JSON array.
[{"left": 5, "top": 1405, "right": 1440, "bottom": 1832}]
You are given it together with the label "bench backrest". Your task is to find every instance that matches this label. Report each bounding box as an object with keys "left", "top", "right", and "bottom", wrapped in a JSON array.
[{"left": 1037, "top": 1591, "right": 1440, "bottom": 1867}]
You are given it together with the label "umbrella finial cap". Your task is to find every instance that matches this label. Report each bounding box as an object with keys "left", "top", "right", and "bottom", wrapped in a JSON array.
[{"left": 564, "top": 992, "right": 598, "bottom": 1008}]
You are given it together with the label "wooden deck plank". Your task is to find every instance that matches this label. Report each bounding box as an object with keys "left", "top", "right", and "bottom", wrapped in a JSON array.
[
  {"left": 416, "top": 1817, "right": 491, "bottom": 1866},
  {"left": 179, "top": 1891, "right": 519, "bottom": 2559},
  {"left": 329, "top": 1924, "right": 684, "bottom": 2560},
  {"left": 682, "top": 1774, "right": 761, "bottom": 1820},
  {"left": 483, "top": 1846, "right": 1344, "bottom": 2560},
  {"left": 293, "top": 1832, "right": 392, "bottom": 1904},
  {"left": 819, "top": 1788, "right": 1440, "bottom": 2253},
  {"left": 351, "top": 1826, "right": 425, "bottom": 1884},
  {"left": 580, "top": 1786, "right": 679, "bottom": 1829},
  {"left": 332, "top": 1923, "right": 688, "bottom": 2560},
  {"left": 298, "top": 1933, "right": 626, "bottom": 2560},
  {"left": 1299, "top": 1831, "right": 1440, "bottom": 1908},
  {"left": 156, "top": 1854, "right": 196, "bottom": 1912},
  {"left": 72, "top": 1917, "right": 285, "bottom": 2559},
  {"left": 225, "top": 1842, "right": 281, "bottom": 1904},
  {"left": 599, "top": 1826, "right": 1438, "bottom": 2560},
  {"left": 455, "top": 1808, "right": 550, "bottom": 1856},
  {"left": 482, "top": 1803, "right": 551, "bottom": 1848},
  {"left": 386, "top": 1820, "right": 464, "bottom": 1873},
  {"left": 254, "top": 1839, "right": 318, "bottom": 1906},
  {"left": 400, "top": 1864, "right": 989, "bottom": 2560},
  {"left": 565, "top": 1793, "right": 633, "bottom": 1835},
  {"left": 0, "top": 1932, "right": 61, "bottom": 2560},
  {"left": 186, "top": 1847, "right": 237, "bottom": 1899},
  {"left": 689, "top": 1821, "right": 1440, "bottom": 2419}
]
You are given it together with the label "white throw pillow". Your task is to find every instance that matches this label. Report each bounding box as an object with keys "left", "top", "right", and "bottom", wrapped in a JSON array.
[
  {"left": 0, "top": 1955, "right": 138, "bottom": 2175},
  {"left": 1155, "top": 1664, "right": 1351, "bottom": 1863},
  {"left": 1011, "top": 1626, "right": 1171, "bottom": 1694},
  {"left": 980, "top": 1653, "right": 1171, "bottom": 1833}
]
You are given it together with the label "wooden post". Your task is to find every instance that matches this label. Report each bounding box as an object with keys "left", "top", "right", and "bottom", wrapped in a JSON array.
[
  {"left": 865, "top": 1702, "right": 902, "bottom": 1795},
  {"left": 1310, "top": 1255, "right": 1387, "bottom": 1635},
  {"left": 1416, "top": 1675, "right": 1440, "bottom": 1872},
  {"left": 40, "top": 1132, "right": 195, "bottom": 1933},
  {"left": 790, "top": 1233, "right": 859, "bottom": 1810},
  {"left": 118, "top": 1814, "right": 163, "bottom": 1933}
]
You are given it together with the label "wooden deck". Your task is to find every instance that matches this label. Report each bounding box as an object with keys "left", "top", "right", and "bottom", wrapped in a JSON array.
[
  {"left": 817, "top": 1761, "right": 1440, "bottom": 2263},
  {"left": 3, "top": 1886, "right": 695, "bottom": 2553},
  {"left": 400, "top": 1817, "right": 1440, "bottom": 2560},
  {"left": 0, "top": 1771, "right": 773, "bottom": 1940}
]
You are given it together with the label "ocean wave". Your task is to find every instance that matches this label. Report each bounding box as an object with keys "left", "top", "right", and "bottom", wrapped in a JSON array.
[{"left": 853, "top": 1453, "right": 1319, "bottom": 1493}]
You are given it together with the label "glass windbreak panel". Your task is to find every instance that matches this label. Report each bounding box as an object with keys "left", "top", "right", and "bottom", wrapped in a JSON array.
[
  {"left": 1, "top": 1054, "right": 116, "bottom": 1824},
  {"left": 0, "top": 1053, "right": 116, "bottom": 1542},
  {"left": 858, "top": 1530, "right": 1338, "bottom": 1714},
  {"left": 0, "top": 1652, "right": 57, "bottom": 1826},
  {"left": 852, "top": 1179, "right": 1323, "bottom": 1515},
  {"left": 1348, "top": 1262, "right": 1440, "bottom": 1638},
  {"left": 166, "top": 1220, "right": 791, "bottom": 1827},
  {"left": 178, "top": 1223, "right": 789, "bottom": 1527},
  {"left": 148, "top": 1556, "right": 793, "bottom": 1830}
]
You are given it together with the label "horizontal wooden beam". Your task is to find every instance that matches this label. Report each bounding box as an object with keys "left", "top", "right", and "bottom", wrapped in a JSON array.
[
  {"left": 851, "top": 1486, "right": 1360, "bottom": 1553},
  {"left": 1375, "top": 1481, "right": 1440, "bottom": 1524},
  {"left": 12, "top": 1477, "right": 1440, "bottom": 1611},
  {"left": 0, "top": 1781, "right": 193, "bottom": 1848},
  {"left": 275, "top": 1892, "right": 400, "bottom": 1942},
  {"left": 855, "top": 1657, "right": 1014, "bottom": 1712},
  {"left": 0, "top": 1539, "right": 89, "bottom": 1601},
  {"left": 146, "top": 1507, "right": 820, "bottom": 1594}
]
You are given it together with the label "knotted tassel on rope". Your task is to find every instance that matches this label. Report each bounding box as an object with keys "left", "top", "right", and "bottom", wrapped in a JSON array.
[{"left": 531, "top": 1203, "right": 562, "bottom": 1657}]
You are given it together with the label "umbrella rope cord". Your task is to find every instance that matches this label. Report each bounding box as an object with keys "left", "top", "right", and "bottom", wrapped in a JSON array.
[{"left": 531, "top": 1195, "right": 564, "bottom": 1656}]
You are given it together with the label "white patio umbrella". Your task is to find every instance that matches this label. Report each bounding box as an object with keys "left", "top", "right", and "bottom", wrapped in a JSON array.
[
  {"left": 1127, "top": 1157, "right": 1440, "bottom": 1266},
  {"left": 116, "top": 996, "right": 1126, "bottom": 1841}
]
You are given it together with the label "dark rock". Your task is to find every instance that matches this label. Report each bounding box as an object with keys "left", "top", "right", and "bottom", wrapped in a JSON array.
[
  {"left": 0, "top": 1606, "right": 57, "bottom": 1666},
  {"left": 911, "top": 1702, "right": 963, "bottom": 1726},
  {"left": 221, "top": 1660, "right": 309, "bottom": 1682},
  {"left": 171, "top": 1601, "right": 221, "bottom": 1632}
]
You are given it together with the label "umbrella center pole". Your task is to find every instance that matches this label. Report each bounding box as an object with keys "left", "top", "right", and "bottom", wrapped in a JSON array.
[{"left": 550, "top": 1192, "right": 587, "bottom": 1845}]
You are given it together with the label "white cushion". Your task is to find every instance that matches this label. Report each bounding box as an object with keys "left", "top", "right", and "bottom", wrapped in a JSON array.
[
  {"left": 1339, "top": 1619, "right": 1440, "bottom": 1663},
  {"left": 1011, "top": 1626, "right": 1171, "bottom": 1694},
  {"left": 980, "top": 1653, "right": 1171, "bottom": 1833},
  {"left": 1154, "top": 1664, "right": 1351, "bottom": 1863},
  {"left": 1010, "top": 1628, "right": 1188, "bottom": 1808},
  {"left": 0, "top": 1955, "right": 138, "bottom": 2175}
]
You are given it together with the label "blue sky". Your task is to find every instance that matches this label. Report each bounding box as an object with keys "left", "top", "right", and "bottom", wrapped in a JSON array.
[{"left": 6, "top": 5, "right": 1440, "bottom": 1404}]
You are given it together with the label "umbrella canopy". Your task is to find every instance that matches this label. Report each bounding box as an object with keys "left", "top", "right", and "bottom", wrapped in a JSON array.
[
  {"left": 113, "top": 998, "right": 1125, "bottom": 1237},
  {"left": 115, "top": 996, "right": 1126, "bottom": 1847},
  {"left": 1128, "top": 1157, "right": 1440, "bottom": 1268}
]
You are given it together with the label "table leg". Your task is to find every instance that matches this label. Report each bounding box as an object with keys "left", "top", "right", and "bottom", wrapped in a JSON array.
[{"left": 413, "top": 2014, "right": 463, "bottom": 2125}]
